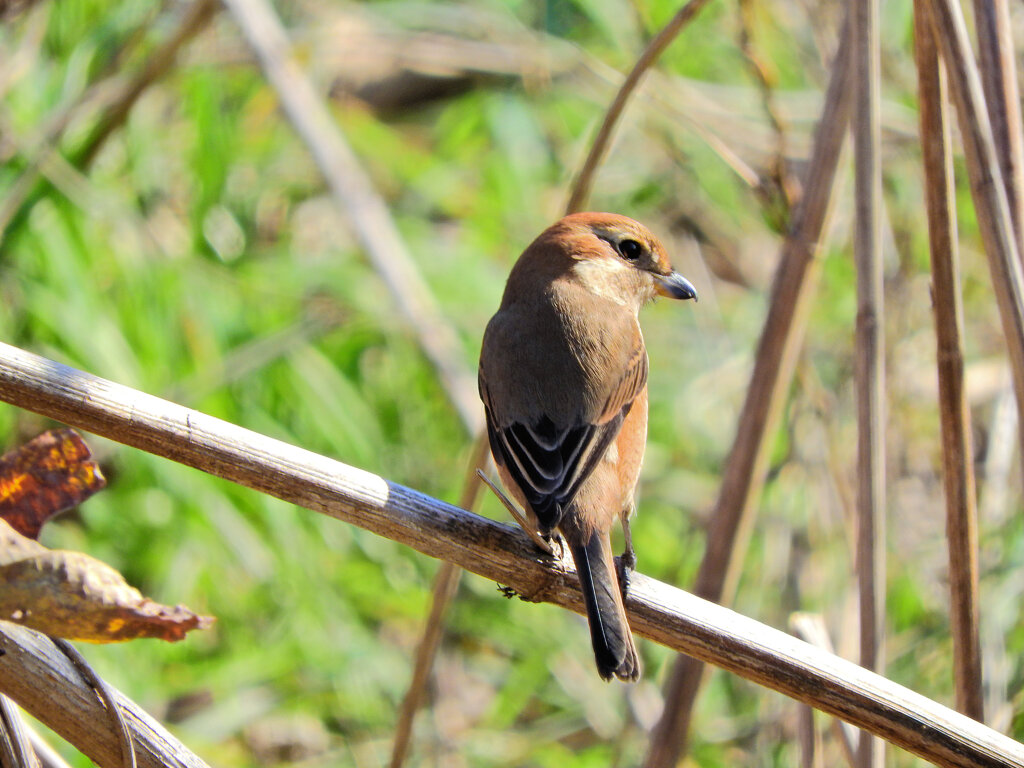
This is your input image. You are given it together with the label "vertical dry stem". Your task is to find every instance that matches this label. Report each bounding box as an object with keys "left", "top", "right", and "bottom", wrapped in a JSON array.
[
  {"left": 913, "top": 0, "right": 983, "bottom": 722},
  {"left": 927, "top": 0, "right": 1024, "bottom": 470},
  {"left": 389, "top": 435, "right": 490, "bottom": 768},
  {"left": 971, "top": 0, "right": 1024, "bottom": 249},
  {"left": 852, "top": 0, "right": 885, "bottom": 765},
  {"left": 642, "top": 19, "right": 853, "bottom": 768}
]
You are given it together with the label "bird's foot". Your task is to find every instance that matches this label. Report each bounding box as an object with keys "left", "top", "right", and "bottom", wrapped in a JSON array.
[{"left": 543, "top": 531, "right": 566, "bottom": 561}]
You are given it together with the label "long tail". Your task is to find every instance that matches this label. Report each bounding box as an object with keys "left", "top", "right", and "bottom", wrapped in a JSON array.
[{"left": 565, "top": 524, "right": 640, "bottom": 682}]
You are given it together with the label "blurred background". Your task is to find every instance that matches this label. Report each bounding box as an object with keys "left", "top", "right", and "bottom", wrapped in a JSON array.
[{"left": 1, "top": 0, "right": 1022, "bottom": 764}]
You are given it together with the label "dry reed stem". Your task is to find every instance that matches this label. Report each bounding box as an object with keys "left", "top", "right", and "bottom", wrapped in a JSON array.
[
  {"left": 852, "top": 0, "right": 885, "bottom": 765},
  {"left": 791, "top": 613, "right": 858, "bottom": 766},
  {"left": 77, "top": 0, "right": 217, "bottom": 169},
  {"left": 51, "top": 640, "right": 136, "bottom": 768},
  {"left": 222, "top": 0, "right": 482, "bottom": 434},
  {"left": 971, "top": 0, "right": 1024, "bottom": 249},
  {"left": 913, "top": 0, "right": 983, "bottom": 721},
  {"left": 2, "top": 342, "right": 1024, "bottom": 768},
  {"left": 0, "top": 695, "right": 40, "bottom": 768},
  {"left": 927, "top": 0, "right": 1024, "bottom": 469},
  {"left": 24, "top": 723, "right": 73, "bottom": 768},
  {"left": 0, "top": 621, "right": 210, "bottom": 768},
  {"left": 564, "top": 0, "right": 715, "bottom": 214},
  {"left": 389, "top": 434, "right": 490, "bottom": 768},
  {"left": 643, "top": 17, "right": 853, "bottom": 768}
]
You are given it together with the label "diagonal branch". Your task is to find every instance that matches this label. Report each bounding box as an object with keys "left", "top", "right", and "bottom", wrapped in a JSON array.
[
  {"left": 565, "top": 0, "right": 716, "bottom": 214},
  {"left": 1, "top": 343, "right": 1023, "bottom": 768}
]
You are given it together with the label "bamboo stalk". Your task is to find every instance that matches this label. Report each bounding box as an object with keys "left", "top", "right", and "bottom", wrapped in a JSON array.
[
  {"left": 643, "top": 18, "right": 853, "bottom": 768},
  {"left": 0, "top": 342, "right": 1023, "bottom": 768},
  {"left": 851, "top": 0, "right": 885, "bottom": 765},
  {"left": 913, "top": 0, "right": 983, "bottom": 721}
]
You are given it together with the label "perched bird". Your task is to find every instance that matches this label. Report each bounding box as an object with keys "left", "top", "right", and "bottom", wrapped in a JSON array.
[{"left": 478, "top": 212, "right": 697, "bottom": 681}]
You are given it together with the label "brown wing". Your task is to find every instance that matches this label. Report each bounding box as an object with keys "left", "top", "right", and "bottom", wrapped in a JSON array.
[{"left": 480, "top": 337, "right": 648, "bottom": 532}]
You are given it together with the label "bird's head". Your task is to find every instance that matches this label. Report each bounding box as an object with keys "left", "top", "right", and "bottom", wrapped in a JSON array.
[{"left": 523, "top": 212, "right": 698, "bottom": 310}]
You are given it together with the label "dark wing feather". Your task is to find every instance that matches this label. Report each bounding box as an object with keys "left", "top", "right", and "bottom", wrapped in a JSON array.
[
  {"left": 486, "top": 410, "right": 628, "bottom": 532},
  {"left": 480, "top": 342, "right": 647, "bottom": 532}
]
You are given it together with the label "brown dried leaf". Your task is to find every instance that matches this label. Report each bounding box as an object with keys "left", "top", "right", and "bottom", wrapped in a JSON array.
[
  {"left": 0, "top": 429, "right": 106, "bottom": 539},
  {"left": 0, "top": 549, "right": 214, "bottom": 642},
  {"left": 0, "top": 519, "right": 48, "bottom": 566}
]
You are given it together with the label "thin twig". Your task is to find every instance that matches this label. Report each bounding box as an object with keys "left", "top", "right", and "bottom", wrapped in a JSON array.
[
  {"left": 52, "top": 640, "right": 136, "bottom": 768},
  {"left": 565, "top": 0, "right": 716, "bottom": 213},
  {"left": 24, "top": 723, "right": 74, "bottom": 768},
  {"left": 643, "top": 15, "right": 853, "bottom": 768},
  {"left": 927, "top": 0, "right": 1024, "bottom": 471},
  {"left": 0, "top": 694, "right": 40, "bottom": 768},
  {"left": 0, "top": 0, "right": 216, "bottom": 240},
  {"left": 913, "top": 0, "right": 983, "bottom": 721},
  {"left": 75, "top": 0, "right": 218, "bottom": 169},
  {"left": 737, "top": 0, "right": 796, "bottom": 223},
  {"left": 389, "top": 434, "right": 490, "bottom": 768},
  {"left": 852, "top": 0, "right": 885, "bottom": 765},
  {"left": 0, "top": 622, "right": 210, "bottom": 768},
  {"left": 221, "top": 0, "right": 482, "bottom": 434},
  {"left": 0, "top": 344, "right": 1023, "bottom": 768},
  {"left": 791, "top": 613, "right": 858, "bottom": 767}
]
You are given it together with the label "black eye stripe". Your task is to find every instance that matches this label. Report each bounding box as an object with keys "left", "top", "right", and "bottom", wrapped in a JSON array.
[{"left": 617, "top": 239, "right": 644, "bottom": 261}]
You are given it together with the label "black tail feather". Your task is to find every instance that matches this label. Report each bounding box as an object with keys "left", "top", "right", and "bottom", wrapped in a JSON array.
[{"left": 568, "top": 529, "right": 640, "bottom": 682}]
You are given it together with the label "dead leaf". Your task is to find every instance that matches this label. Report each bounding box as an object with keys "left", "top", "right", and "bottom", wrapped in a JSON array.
[
  {"left": 0, "top": 548, "right": 214, "bottom": 642},
  {"left": 0, "top": 429, "right": 106, "bottom": 539},
  {"left": 0, "top": 519, "right": 48, "bottom": 566}
]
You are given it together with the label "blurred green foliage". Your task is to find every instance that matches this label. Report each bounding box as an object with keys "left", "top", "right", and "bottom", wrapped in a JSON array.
[{"left": 1, "top": 0, "right": 1023, "bottom": 765}]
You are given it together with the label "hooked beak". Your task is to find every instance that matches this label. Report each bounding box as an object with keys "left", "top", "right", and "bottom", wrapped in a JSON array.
[{"left": 654, "top": 271, "right": 699, "bottom": 301}]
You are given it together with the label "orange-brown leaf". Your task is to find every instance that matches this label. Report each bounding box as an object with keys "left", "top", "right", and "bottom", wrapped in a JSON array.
[
  {"left": 0, "top": 429, "right": 106, "bottom": 539},
  {"left": 0, "top": 549, "right": 214, "bottom": 642}
]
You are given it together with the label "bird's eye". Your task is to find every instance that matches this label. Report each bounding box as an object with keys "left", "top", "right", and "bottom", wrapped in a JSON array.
[{"left": 617, "top": 239, "right": 644, "bottom": 261}]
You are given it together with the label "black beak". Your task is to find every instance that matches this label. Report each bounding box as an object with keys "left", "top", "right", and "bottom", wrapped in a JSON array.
[{"left": 654, "top": 271, "right": 699, "bottom": 301}]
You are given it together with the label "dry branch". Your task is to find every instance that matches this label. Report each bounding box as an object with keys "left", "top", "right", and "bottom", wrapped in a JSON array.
[
  {"left": 913, "top": 0, "right": 983, "bottom": 721},
  {"left": 2, "top": 348, "right": 1023, "bottom": 767},
  {"left": 0, "top": 621, "right": 209, "bottom": 768},
  {"left": 565, "top": 0, "right": 715, "bottom": 213},
  {"left": 221, "top": 0, "right": 482, "bottom": 435},
  {"left": 644, "top": 15, "right": 853, "bottom": 768}
]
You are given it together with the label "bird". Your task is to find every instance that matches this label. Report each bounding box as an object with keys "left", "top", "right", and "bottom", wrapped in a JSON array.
[{"left": 478, "top": 212, "right": 697, "bottom": 682}]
